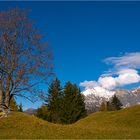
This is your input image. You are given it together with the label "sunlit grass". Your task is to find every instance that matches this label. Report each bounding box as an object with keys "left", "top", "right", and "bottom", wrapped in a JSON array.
[{"left": 0, "top": 105, "right": 140, "bottom": 139}]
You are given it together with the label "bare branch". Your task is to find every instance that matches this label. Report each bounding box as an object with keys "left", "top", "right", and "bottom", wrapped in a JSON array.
[{"left": 0, "top": 8, "right": 54, "bottom": 106}]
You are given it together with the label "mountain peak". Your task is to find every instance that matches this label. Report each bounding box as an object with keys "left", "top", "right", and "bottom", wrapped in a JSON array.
[
  {"left": 24, "top": 108, "right": 37, "bottom": 115},
  {"left": 82, "top": 86, "right": 115, "bottom": 99}
]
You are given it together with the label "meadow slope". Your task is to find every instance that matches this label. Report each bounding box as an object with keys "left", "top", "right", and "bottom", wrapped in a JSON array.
[{"left": 0, "top": 105, "right": 140, "bottom": 139}]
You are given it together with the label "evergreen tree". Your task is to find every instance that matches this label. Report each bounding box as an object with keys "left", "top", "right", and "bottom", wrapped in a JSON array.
[
  {"left": 99, "top": 101, "right": 106, "bottom": 111},
  {"left": 111, "top": 95, "right": 123, "bottom": 110},
  {"left": 9, "top": 97, "right": 18, "bottom": 111},
  {"left": 73, "top": 87, "right": 87, "bottom": 121},
  {"left": 18, "top": 103, "right": 23, "bottom": 112},
  {"left": 61, "top": 82, "right": 87, "bottom": 124},
  {"left": 106, "top": 101, "right": 113, "bottom": 111},
  {"left": 36, "top": 105, "right": 48, "bottom": 120},
  {"left": 46, "top": 78, "right": 62, "bottom": 123},
  {"left": 60, "top": 81, "right": 73, "bottom": 124}
]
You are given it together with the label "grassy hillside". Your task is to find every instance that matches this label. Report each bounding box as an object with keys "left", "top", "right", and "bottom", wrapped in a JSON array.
[{"left": 0, "top": 105, "right": 140, "bottom": 139}]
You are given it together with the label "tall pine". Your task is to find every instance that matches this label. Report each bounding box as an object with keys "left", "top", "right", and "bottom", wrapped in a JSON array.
[
  {"left": 60, "top": 81, "right": 74, "bottom": 124},
  {"left": 60, "top": 82, "right": 87, "bottom": 124},
  {"left": 46, "top": 78, "right": 62, "bottom": 123}
]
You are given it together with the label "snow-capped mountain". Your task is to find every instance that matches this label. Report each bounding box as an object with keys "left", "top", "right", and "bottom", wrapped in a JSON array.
[
  {"left": 82, "top": 86, "right": 115, "bottom": 99},
  {"left": 116, "top": 88, "right": 140, "bottom": 107},
  {"left": 83, "top": 87, "right": 140, "bottom": 114},
  {"left": 132, "top": 87, "right": 140, "bottom": 93}
]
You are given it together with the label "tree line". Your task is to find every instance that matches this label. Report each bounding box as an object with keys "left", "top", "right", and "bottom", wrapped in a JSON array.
[
  {"left": 36, "top": 78, "right": 87, "bottom": 124},
  {"left": 99, "top": 95, "right": 123, "bottom": 111}
]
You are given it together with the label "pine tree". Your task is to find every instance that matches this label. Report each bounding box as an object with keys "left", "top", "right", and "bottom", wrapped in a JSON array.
[
  {"left": 9, "top": 97, "right": 18, "bottom": 111},
  {"left": 18, "top": 103, "right": 23, "bottom": 112},
  {"left": 46, "top": 78, "right": 62, "bottom": 123},
  {"left": 99, "top": 101, "right": 106, "bottom": 111},
  {"left": 111, "top": 95, "right": 123, "bottom": 110},
  {"left": 61, "top": 82, "right": 87, "bottom": 124},
  {"left": 36, "top": 105, "right": 48, "bottom": 120},
  {"left": 60, "top": 81, "right": 73, "bottom": 124},
  {"left": 73, "top": 87, "right": 87, "bottom": 121},
  {"left": 106, "top": 101, "right": 113, "bottom": 111}
]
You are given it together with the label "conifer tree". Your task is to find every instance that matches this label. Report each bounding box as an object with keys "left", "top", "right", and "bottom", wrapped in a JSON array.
[
  {"left": 111, "top": 95, "right": 123, "bottom": 110},
  {"left": 18, "top": 103, "right": 23, "bottom": 112},
  {"left": 46, "top": 78, "right": 62, "bottom": 123},
  {"left": 73, "top": 86, "right": 87, "bottom": 121},
  {"left": 60, "top": 81, "right": 73, "bottom": 124},
  {"left": 106, "top": 101, "right": 113, "bottom": 111},
  {"left": 36, "top": 105, "right": 48, "bottom": 120},
  {"left": 9, "top": 97, "right": 18, "bottom": 111},
  {"left": 61, "top": 82, "right": 87, "bottom": 124},
  {"left": 99, "top": 101, "right": 106, "bottom": 111}
]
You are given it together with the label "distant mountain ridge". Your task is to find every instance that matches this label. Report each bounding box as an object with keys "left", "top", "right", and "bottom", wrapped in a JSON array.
[
  {"left": 116, "top": 87, "right": 140, "bottom": 107},
  {"left": 24, "top": 108, "right": 37, "bottom": 115},
  {"left": 83, "top": 87, "right": 140, "bottom": 114}
]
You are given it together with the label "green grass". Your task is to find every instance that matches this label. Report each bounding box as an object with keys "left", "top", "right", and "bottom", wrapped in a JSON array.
[{"left": 0, "top": 105, "right": 140, "bottom": 139}]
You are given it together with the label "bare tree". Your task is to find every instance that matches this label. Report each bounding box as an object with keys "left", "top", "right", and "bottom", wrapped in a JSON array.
[{"left": 0, "top": 8, "right": 53, "bottom": 108}]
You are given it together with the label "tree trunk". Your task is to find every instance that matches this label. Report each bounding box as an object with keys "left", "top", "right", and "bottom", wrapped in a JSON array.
[
  {"left": 5, "top": 91, "right": 10, "bottom": 107},
  {"left": 0, "top": 79, "right": 3, "bottom": 105},
  {"left": 0, "top": 89, "right": 2, "bottom": 104},
  {"left": 5, "top": 76, "right": 10, "bottom": 107}
]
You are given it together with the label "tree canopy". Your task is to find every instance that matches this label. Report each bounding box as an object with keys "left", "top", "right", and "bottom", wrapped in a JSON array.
[
  {"left": 0, "top": 8, "right": 53, "bottom": 108},
  {"left": 38, "top": 79, "right": 87, "bottom": 124}
]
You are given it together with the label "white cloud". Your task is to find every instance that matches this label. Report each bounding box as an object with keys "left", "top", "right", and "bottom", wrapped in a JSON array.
[
  {"left": 104, "top": 52, "right": 140, "bottom": 69},
  {"left": 80, "top": 52, "right": 140, "bottom": 97},
  {"left": 80, "top": 68, "right": 140, "bottom": 92},
  {"left": 98, "top": 68, "right": 140, "bottom": 90},
  {"left": 98, "top": 76, "right": 116, "bottom": 90},
  {"left": 116, "top": 69, "right": 140, "bottom": 86},
  {"left": 79, "top": 80, "right": 99, "bottom": 89}
]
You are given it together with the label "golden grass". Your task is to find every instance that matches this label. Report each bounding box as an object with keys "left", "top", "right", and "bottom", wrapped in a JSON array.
[{"left": 0, "top": 105, "right": 140, "bottom": 139}]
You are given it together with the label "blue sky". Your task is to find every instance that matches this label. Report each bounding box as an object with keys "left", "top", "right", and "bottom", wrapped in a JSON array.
[{"left": 1, "top": 1, "right": 140, "bottom": 109}]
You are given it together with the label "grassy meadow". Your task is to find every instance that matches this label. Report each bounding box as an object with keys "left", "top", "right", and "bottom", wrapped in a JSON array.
[{"left": 0, "top": 105, "right": 140, "bottom": 139}]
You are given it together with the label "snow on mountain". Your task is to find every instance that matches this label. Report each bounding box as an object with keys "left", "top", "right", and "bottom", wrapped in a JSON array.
[
  {"left": 132, "top": 86, "right": 140, "bottom": 93},
  {"left": 82, "top": 87, "right": 115, "bottom": 114},
  {"left": 83, "top": 87, "right": 140, "bottom": 114},
  {"left": 82, "top": 86, "right": 115, "bottom": 99}
]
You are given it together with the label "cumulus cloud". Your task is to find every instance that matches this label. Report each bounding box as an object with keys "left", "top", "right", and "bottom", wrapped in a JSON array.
[
  {"left": 80, "top": 68, "right": 140, "bottom": 91},
  {"left": 80, "top": 52, "right": 140, "bottom": 97},
  {"left": 116, "top": 69, "right": 140, "bottom": 86},
  {"left": 79, "top": 80, "right": 99, "bottom": 89},
  {"left": 99, "top": 69, "right": 140, "bottom": 89},
  {"left": 98, "top": 76, "right": 116, "bottom": 90}
]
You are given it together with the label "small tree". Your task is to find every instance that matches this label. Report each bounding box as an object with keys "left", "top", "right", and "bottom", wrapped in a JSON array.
[
  {"left": 9, "top": 97, "right": 18, "bottom": 111},
  {"left": 18, "top": 103, "right": 23, "bottom": 112},
  {"left": 111, "top": 95, "right": 123, "bottom": 110},
  {"left": 36, "top": 105, "right": 48, "bottom": 120},
  {"left": 99, "top": 101, "right": 106, "bottom": 111},
  {"left": 106, "top": 101, "right": 113, "bottom": 111}
]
